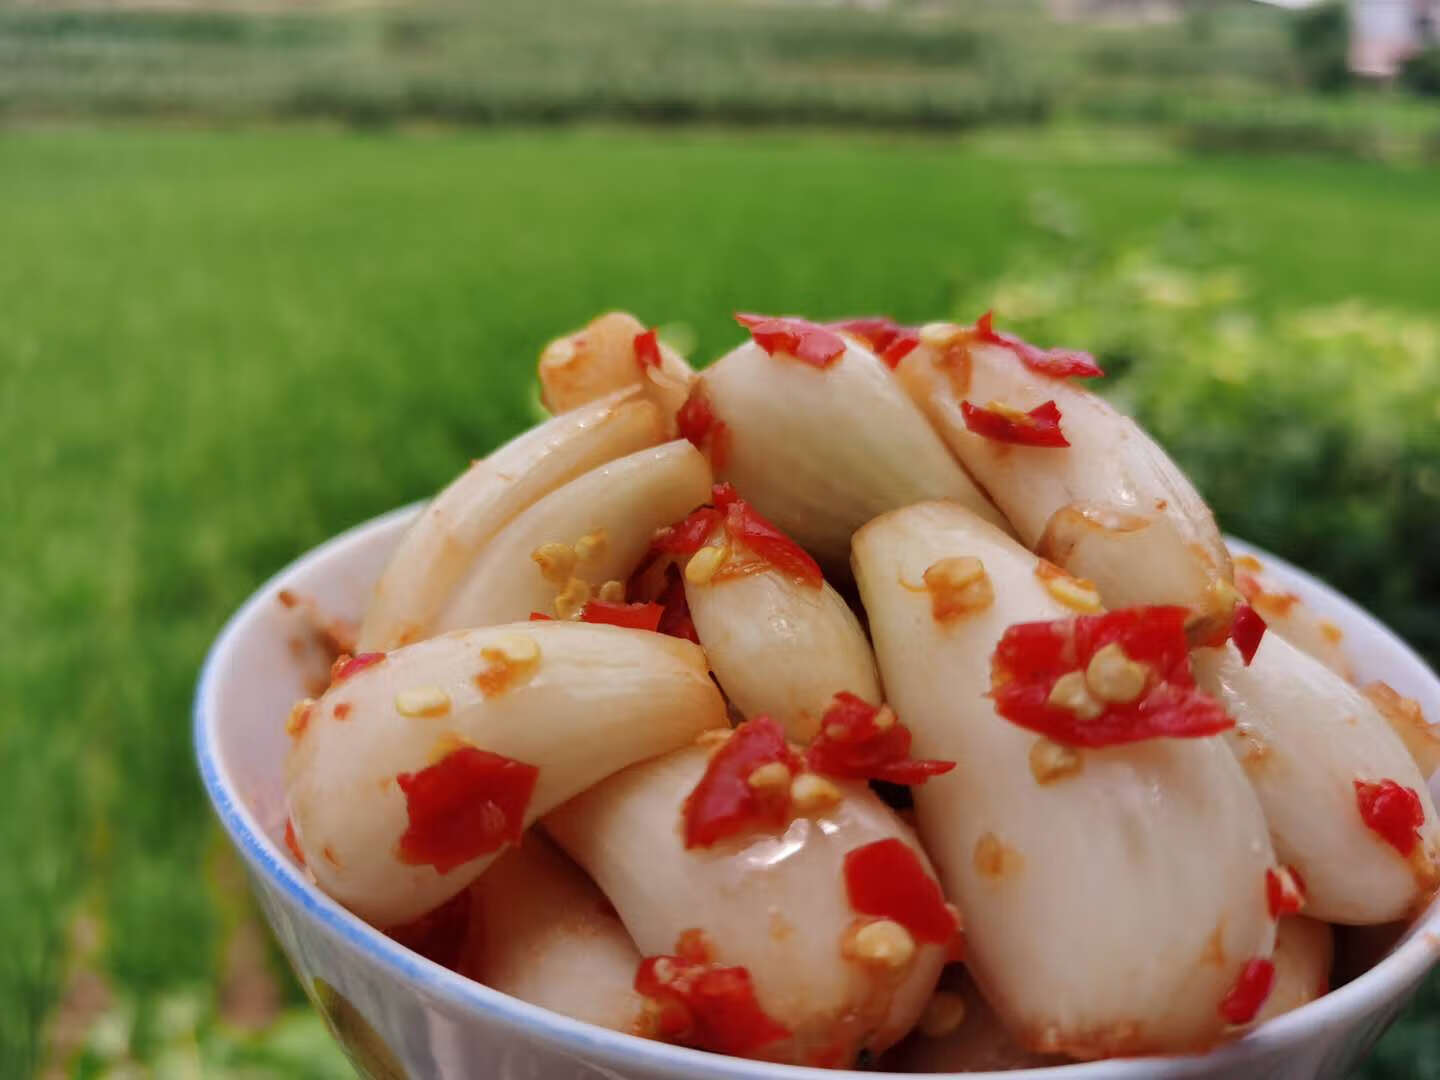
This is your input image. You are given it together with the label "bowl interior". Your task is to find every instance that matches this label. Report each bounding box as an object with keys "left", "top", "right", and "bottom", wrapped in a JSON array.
[{"left": 196, "top": 506, "right": 1440, "bottom": 1078}]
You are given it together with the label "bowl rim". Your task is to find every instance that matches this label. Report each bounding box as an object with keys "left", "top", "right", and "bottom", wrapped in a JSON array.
[{"left": 194, "top": 505, "right": 1440, "bottom": 1079}]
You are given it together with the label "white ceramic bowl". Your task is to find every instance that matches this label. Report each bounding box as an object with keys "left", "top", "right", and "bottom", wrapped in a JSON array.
[{"left": 195, "top": 505, "right": 1440, "bottom": 1080}]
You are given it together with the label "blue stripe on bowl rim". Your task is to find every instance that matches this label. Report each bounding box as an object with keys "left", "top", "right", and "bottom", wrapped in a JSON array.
[{"left": 193, "top": 508, "right": 1440, "bottom": 1079}]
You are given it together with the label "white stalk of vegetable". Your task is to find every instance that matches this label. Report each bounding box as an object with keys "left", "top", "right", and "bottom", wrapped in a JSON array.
[
  {"left": 539, "top": 310, "right": 695, "bottom": 422},
  {"left": 893, "top": 326, "right": 1233, "bottom": 633},
  {"left": 358, "top": 389, "right": 664, "bottom": 651},
  {"left": 1193, "top": 633, "right": 1440, "bottom": 924},
  {"left": 545, "top": 742, "right": 949, "bottom": 1066},
  {"left": 679, "top": 508, "right": 879, "bottom": 742},
  {"left": 285, "top": 622, "right": 725, "bottom": 926},
  {"left": 853, "top": 501, "right": 1277, "bottom": 1059},
  {"left": 436, "top": 440, "right": 711, "bottom": 629},
  {"left": 1251, "top": 918, "right": 1332, "bottom": 1027},
  {"left": 699, "top": 327, "right": 1007, "bottom": 570},
  {"left": 458, "top": 832, "right": 645, "bottom": 1033}
]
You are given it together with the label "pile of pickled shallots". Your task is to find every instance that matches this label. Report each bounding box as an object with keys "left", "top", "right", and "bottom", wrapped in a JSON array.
[{"left": 280, "top": 310, "right": 1440, "bottom": 1070}]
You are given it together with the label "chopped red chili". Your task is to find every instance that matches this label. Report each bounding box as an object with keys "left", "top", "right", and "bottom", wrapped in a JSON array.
[
  {"left": 827, "top": 316, "right": 920, "bottom": 370},
  {"left": 331, "top": 651, "right": 385, "bottom": 685},
  {"left": 991, "top": 606, "right": 1234, "bottom": 748},
  {"left": 387, "top": 888, "right": 472, "bottom": 970},
  {"left": 528, "top": 611, "right": 554, "bottom": 621},
  {"left": 676, "top": 386, "right": 730, "bottom": 469},
  {"left": 844, "top": 838, "right": 958, "bottom": 945},
  {"left": 684, "top": 715, "right": 800, "bottom": 849},
  {"left": 283, "top": 817, "right": 305, "bottom": 867},
  {"left": 735, "top": 313, "right": 847, "bottom": 369},
  {"left": 579, "top": 599, "right": 665, "bottom": 633},
  {"left": 635, "top": 947, "right": 790, "bottom": 1057},
  {"left": 1265, "top": 866, "right": 1306, "bottom": 919},
  {"left": 653, "top": 505, "right": 724, "bottom": 557},
  {"left": 961, "top": 399, "right": 1069, "bottom": 448},
  {"left": 634, "top": 328, "right": 662, "bottom": 371},
  {"left": 973, "top": 311, "right": 1104, "bottom": 379},
  {"left": 396, "top": 747, "right": 538, "bottom": 873},
  {"left": 1232, "top": 604, "right": 1266, "bottom": 666},
  {"left": 1354, "top": 779, "right": 1426, "bottom": 856},
  {"left": 804, "top": 692, "right": 954, "bottom": 786},
  {"left": 712, "top": 482, "right": 823, "bottom": 587},
  {"left": 1219, "top": 957, "right": 1276, "bottom": 1025}
]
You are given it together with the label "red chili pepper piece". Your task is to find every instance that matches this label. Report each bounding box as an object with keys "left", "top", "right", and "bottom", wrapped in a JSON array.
[
  {"left": 634, "top": 328, "right": 662, "bottom": 371},
  {"left": 961, "top": 399, "right": 1070, "bottom": 448},
  {"left": 283, "top": 817, "right": 306, "bottom": 867},
  {"left": 712, "top": 482, "right": 823, "bottom": 588},
  {"left": 844, "top": 838, "right": 958, "bottom": 945},
  {"left": 677, "top": 386, "right": 715, "bottom": 448},
  {"left": 653, "top": 505, "right": 724, "bottom": 557},
  {"left": 635, "top": 950, "right": 790, "bottom": 1057},
  {"left": 676, "top": 387, "right": 730, "bottom": 470},
  {"left": 1354, "top": 778, "right": 1426, "bottom": 856},
  {"left": 1265, "top": 867, "right": 1305, "bottom": 919},
  {"left": 684, "top": 715, "right": 800, "bottom": 849},
  {"left": 1219, "top": 957, "right": 1276, "bottom": 1025},
  {"left": 528, "top": 611, "right": 554, "bottom": 621},
  {"left": 1232, "top": 604, "right": 1267, "bottom": 666},
  {"left": 655, "top": 566, "right": 700, "bottom": 644},
  {"left": 973, "top": 310, "right": 1104, "bottom": 379},
  {"left": 396, "top": 747, "right": 538, "bottom": 873},
  {"left": 991, "top": 606, "right": 1234, "bottom": 748},
  {"left": 580, "top": 600, "right": 664, "bottom": 633},
  {"left": 828, "top": 316, "right": 921, "bottom": 370},
  {"left": 331, "top": 651, "right": 385, "bottom": 684},
  {"left": 804, "top": 692, "right": 955, "bottom": 786},
  {"left": 736, "top": 313, "right": 847, "bottom": 369},
  {"left": 387, "top": 888, "right": 472, "bottom": 970}
]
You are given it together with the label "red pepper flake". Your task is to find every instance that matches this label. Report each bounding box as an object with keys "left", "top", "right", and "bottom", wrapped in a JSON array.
[
  {"left": 333, "top": 702, "right": 352, "bottom": 721},
  {"left": 713, "top": 483, "right": 823, "bottom": 588},
  {"left": 1266, "top": 866, "right": 1306, "bottom": 919},
  {"left": 736, "top": 312, "right": 847, "bottom": 369},
  {"left": 805, "top": 692, "right": 955, "bottom": 786},
  {"left": 277, "top": 589, "right": 299, "bottom": 609},
  {"left": 843, "top": 838, "right": 958, "bottom": 945},
  {"left": 1232, "top": 604, "right": 1267, "bottom": 666},
  {"left": 283, "top": 817, "right": 306, "bottom": 867},
  {"left": 331, "top": 651, "right": 386, "bottom": 685},
  {"left": 579, "top": 599, "right": 664, "bottom": 633},
  {"left": 528, "top": 611, "right": 554, "bottom": 621},
  {"left": 1354, "top": 778, "right": 1426, "bottom": 856},
  {"left": 973, "top": 310, "right": 1104, "bottom": 379},
  {"left": 1219, "top": 957, "right": 1276, "bottom": 1025},
  {"left": 653, "top": 505, "right": 724, "bottom": 557},
  {"left": 634, "top": 328, "right": 662, "bottom": 371},
  {"left": 990, "top": 606, "right": 1234, "bottom": 748},
  {"left": 684, "top": 715, "right": 800, "bottom": 849},
  {"left": 676, "top": 385, "right": 731, "bottom": 470},
  {"left": 961, "top": 399, "right": 1069, "bottom": 448},
  {"left": 387, "top": 888, "right": 472, "bottom": 971},
  {"left": 396, "top": 746, "right": 538, "bottom": 873},
  {"left": 828, "top": 316, "right": 921, "bottom": 370},
  {"left": 635, "top": 943, "right": 790, "bottom": 1057}
]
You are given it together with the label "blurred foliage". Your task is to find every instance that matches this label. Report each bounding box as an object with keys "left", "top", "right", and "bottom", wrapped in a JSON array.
[
  {"left": 1402, "top": 46, "right": 1440, "bottom": 99},
  {"left": 2, "top": 0, "right": 1439, "bottom": 161},
  {"left": 1291, "top": 1, "right": 1353, "bottom": 94}
]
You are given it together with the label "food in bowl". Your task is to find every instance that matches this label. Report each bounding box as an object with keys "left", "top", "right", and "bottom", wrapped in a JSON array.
[{"left": 277, "top": 310, "right": 1440, "bottom": 1070}]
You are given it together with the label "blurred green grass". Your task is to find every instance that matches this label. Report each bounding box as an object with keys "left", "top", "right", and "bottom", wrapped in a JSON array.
[{"left": 4, "top": 126, "right": 1439, "bottom": 1076}]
